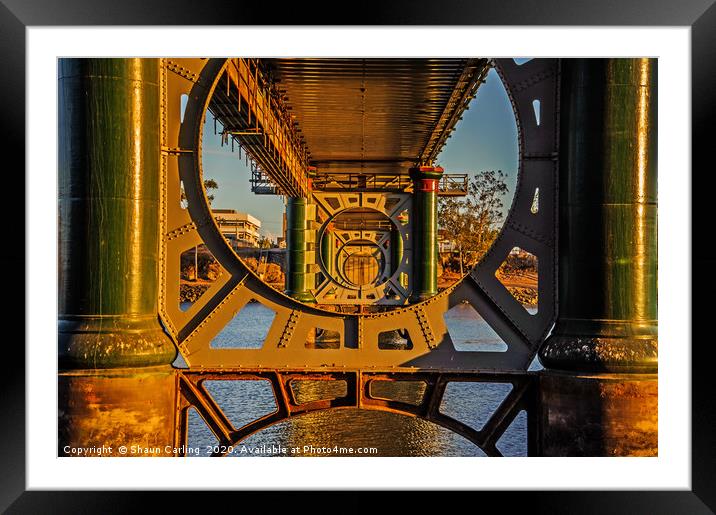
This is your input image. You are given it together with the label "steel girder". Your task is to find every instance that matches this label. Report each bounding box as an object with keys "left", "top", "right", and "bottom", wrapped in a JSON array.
[{"left": 159, "top": 58, "right": 559, "bottom": 372}]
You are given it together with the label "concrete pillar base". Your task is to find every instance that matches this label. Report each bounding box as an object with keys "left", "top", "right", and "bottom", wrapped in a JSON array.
[
  {"left": 58, "top": 366, "right": 177, "bottom": 457},
  {"left": 539, "top": 371, "right": 657, "bottom": 456}
]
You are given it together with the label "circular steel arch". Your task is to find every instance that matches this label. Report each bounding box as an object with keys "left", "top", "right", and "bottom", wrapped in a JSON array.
[
  {"left": 319, "top": 207, "right": 394, "bottom": 291},
  {"left": 165, "top": 57, "right": 558, "bottom": 371},
  {"left": 339, "top": 245, "right": 384, "bottom": 287},
  {"left": 312, "top": 192, "right": 412, "bottom": 304}
]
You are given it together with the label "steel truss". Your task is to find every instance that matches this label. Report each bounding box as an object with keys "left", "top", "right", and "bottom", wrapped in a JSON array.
[
  {"left": 159, "top": 57, "right": 559, "bottom": 454},
  {"left": 175, "top": 369, "right": 539, "bottom": 457}
]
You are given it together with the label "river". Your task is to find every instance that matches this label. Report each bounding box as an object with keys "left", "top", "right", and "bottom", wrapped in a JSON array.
[{"left": 177, "top": 301, "right": 541, "bottom": 457}]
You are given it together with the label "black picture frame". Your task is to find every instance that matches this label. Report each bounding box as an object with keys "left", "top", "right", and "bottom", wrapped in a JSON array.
[{"left": 5, "top": 0, "right": 714, "bottom": 511}]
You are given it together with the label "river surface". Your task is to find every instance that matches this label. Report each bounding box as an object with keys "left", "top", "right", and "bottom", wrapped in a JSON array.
[{"left": 177, "top": 301, "right": 541, "bottom": 457}]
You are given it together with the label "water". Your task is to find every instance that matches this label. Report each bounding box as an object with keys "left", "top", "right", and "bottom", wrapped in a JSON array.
[{"left": 179, "top": 301, "right": 540, "bottom": 457}]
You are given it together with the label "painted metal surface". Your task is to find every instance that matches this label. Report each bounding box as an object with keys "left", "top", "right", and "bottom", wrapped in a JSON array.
[
  {"left": 208, "top": 58, "right": 310, "bottom": 198},
  {"left": 57, "top": 58, "right": 178, "bottom": 457},
  {"left": 539, "top": 371, "right": 657, "bottom": 456},
  {"left": 409, "top": 166, "right": 443, "bottom": 302},
  {"left": 311, "top": 191, "right": 412, "bottom": 305},
  {"left": 539, "top": 58, "right": 657, "bottom": 373},
  {"left": 174, "top": 369, "right": 538, "bottom": 457},
  {"left": 59, "top": 367, "right": 177, "bottom": 457},
  {"left": 58, "top": 58, "right": 175, "bottom": 369},
  {"left": 159, "top": 58, "right": 559, "bottom": 371},
  {"left": 285, "top": 197, "right": 315, "bottom": 303},
  {"left": 266, "top": 58, "right": 491, "bottom": 176}
]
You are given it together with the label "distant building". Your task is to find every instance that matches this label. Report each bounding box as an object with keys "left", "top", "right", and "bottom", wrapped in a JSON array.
[
  {"left": 438, "top": 229, "right": 455, "bottom": 253},
  {"left": 212, "top": 209, "right": 261, "bottom": 248}
]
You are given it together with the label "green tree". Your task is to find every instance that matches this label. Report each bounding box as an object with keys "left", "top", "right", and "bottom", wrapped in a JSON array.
[
  {"left": 438, "top": 170, "right": 508, "bottom": 274},
  {"left": 203, "top": 179, "right": 218, "bottom": 204},
  {"left": 180, "top": 179, "right": 219, "bottom": 206}
]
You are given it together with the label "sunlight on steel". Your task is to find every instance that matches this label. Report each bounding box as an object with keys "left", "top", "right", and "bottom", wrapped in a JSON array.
[{"left": 265, "top": 58, "right": 491, "bottom": 177}]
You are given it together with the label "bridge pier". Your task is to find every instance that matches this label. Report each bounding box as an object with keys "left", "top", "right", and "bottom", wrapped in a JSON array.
[
  {"left": 285, "top": 197, "right": 316, "bottom": 303},
  {"left": 538, "top": 58, "right": 658, "bottom": 456},
  {"left": 58, "top": 59, "right": 177, "bottom": 456},
  {"left": 409, "top": 166, "right": 443, "bottom": 303}
]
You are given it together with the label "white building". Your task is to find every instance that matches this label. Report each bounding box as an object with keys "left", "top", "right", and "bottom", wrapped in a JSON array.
[{"left": 212, "top": 209, "right": 261, "bottom": 248}]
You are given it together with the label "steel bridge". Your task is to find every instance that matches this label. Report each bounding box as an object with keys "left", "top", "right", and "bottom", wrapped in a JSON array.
[{"left": 58, "top": 57, "right": 658, "bottom": 458}]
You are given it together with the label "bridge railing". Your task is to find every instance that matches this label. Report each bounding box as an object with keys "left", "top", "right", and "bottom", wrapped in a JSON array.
[{"left": 438, "top": 173, "right": 469, "bottom": 196}]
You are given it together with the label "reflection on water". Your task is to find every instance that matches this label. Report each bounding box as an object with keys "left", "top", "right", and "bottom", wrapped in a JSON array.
[
  {"left": 181, "top": 301, "right": 535, "bottom": 457},
  {"left": 370, "top": 380, "right": 426, "bottom": 405}
]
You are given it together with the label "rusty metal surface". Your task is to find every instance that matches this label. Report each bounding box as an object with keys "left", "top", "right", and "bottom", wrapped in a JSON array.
[
  {"left": 174, "top": 369, "right": 538, "bottom": 457},
  {"left": 158, "top": 57, "right": 559, "bottom": 371},
  {"left": 539, "top": 372, "right": 657, "bottom": 456},
  {"left": 59, "top": 366, "right": 177, "bottom": 457}
]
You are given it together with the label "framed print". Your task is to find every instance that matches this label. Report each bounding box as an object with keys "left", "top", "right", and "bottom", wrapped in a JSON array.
[{"left": 6, "top": 0, "right": 715, "bottom": 511}]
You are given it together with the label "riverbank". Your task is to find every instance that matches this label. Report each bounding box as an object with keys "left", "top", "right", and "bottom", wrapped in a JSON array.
[{"left": 438, "top": 270, "right": 538, "bottom": 307}]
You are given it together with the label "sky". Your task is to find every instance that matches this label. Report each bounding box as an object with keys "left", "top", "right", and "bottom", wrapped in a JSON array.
[{"left": 201, "top": 66, "right": 518, "bottom": 240}]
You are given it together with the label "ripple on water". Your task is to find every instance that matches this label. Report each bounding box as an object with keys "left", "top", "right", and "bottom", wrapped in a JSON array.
[{"left": 183, "top": 302, "right": 530, "bottom": 457}]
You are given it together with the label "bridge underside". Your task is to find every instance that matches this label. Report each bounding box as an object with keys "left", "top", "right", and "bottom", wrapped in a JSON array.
[
  {"left": 210, "top": 58, "right": 489, "bottom": 196},
  {"left": 58, "top": 57, "right": 657, "bottom": 461},
  {"left": 207, "top": 58, "right": 490, "bottom": 305},
  {"left": 267, "top": 58, "right": 490, "bottom": 176}
]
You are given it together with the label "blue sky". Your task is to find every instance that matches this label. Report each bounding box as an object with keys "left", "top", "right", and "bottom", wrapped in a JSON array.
[{"left": 202, "top": 67, "right": 518, "bottom": 240}]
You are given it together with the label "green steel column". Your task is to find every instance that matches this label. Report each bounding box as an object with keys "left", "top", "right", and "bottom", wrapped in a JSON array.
[
  {"left": 285, "top": 197, "right": 314, "bottom": 302},
  {"left": 321, "top": 226, "right": 336, "bottom": 278},
  {"left": 409, "top": 166, "right": 443, "bottom": 303},
  {"left": 58, "top": 59, "right": 176, "bottom": 456},
  {"left": 537, "top": 58, "right": 658, "bottom": 456},
  {"left": 539, "top": 58, "right": 658, "bottom": 373}
]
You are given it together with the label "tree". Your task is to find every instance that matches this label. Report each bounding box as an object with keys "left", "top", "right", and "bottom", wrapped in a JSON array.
[
  {"left": 257, "top": 235, "right": 271, "bottom": 249},
  {"left": 179, "top": 179, "right": 219, "bottom": 277},
  {"left": 438, "top": 170, "right": 509, "bottom": 274},
  {"left": 203, "top": 179, "right": 218, "bottom": 204},
  {"left": 180, "top": 179, "right": 219, "bottom": 207}
]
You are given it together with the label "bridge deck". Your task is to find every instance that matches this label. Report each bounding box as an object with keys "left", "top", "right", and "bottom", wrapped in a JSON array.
[{"left": 210, "top": 58, "right": 491, "bottom": 196}]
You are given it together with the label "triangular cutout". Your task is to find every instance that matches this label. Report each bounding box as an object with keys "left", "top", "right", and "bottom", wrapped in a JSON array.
[
  {"left": 444, "top": 301, "right": 508, "bottom": 352},
  {"left": 187, "top": 407, "right": 219, "bottom": 457},
  {"left": 513, "top": 58, "right": 534, "bottom": 65},
  {"left": 172, "top": 352, "right": 189, "bottom": 369},
  {"left": 439, "top": 382, "right": 514, "bottom": 432},
  {"left": 495, "top": 247, "right": 538, "bottom": 314},
  {"left": 532, "top": 99, "right": 541, "bottom": 126},
  {"left": 495, "top": 410, "right": 528, "bottom": 457},
  {"left": 527, "top": 354, "right": 543, "bottom": 372},
  {"left": 179, "top": 244, "right": 223, "bottom": 312},
  {"left": 203, "top": 380, "right": 277, "bottom": 429},
  {"left": 210, "top": 299, "right": 276, "bottom": 349},
  {"left": 530, "top": 187, "right": 539, "bottom": 214}
]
